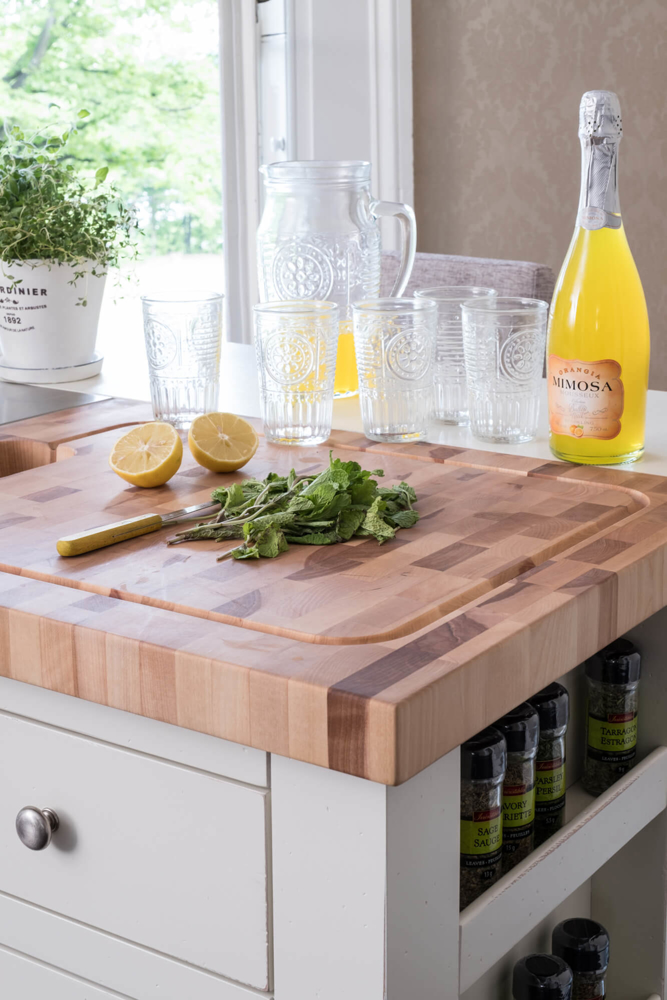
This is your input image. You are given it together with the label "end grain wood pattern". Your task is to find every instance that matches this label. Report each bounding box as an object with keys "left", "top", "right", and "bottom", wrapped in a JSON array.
[{"left": 1, "top": 399, "right": 667, "bottom": 784}]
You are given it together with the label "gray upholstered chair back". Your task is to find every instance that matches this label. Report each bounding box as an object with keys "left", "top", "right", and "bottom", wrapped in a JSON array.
[{"left": 381, "top": 250, "right": 556, "bottom": 303}]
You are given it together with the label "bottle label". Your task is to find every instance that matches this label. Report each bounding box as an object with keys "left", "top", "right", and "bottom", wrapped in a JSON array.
[
  {"left": 460, "top": 805, "right": 503, "bottom": 864},
  {"left": 548, "top": 356, "right": 624, "bottom": 440},
  {"left": 578, "top": 206, "right": 622, "bottom": 230},
  {"left": 587, "top": 711, "right": 637, "bottom": 764},
  {"left": 535, "top": 757, "right": 566, "bottom": 815},
  {"left": 502, "top": 782, "right": 535, "bottom": 843}
]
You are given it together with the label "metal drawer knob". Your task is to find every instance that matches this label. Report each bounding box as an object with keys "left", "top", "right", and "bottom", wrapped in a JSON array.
[{"left": 16, "top": 806, "right": 60, "bottom": 850}]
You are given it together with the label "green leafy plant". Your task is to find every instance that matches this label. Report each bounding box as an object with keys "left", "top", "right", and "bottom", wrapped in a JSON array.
[
  {"left": 0, "top": 110, "right": 139, "bottom": 291},
  {"left": 168, "top": 453, "right": 421, "bottom": 562}
]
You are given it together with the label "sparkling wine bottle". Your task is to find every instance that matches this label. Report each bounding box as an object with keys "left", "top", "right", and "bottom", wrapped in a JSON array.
[{"left": 547, "top": 90, "right": 650, "bottom": 464}]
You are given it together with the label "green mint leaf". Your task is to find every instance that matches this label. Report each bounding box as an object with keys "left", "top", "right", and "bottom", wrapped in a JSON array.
[
  {"left": 336, "top": 508, "right": 366, "bottom": 540},
  {"left": 285, "top": 530, "right": 339, "bottom": 545},
  {"left": 224, "top": 482, "right": 246, "bottom": 510},
  {"left": 286, "top": 495, "right": 315, "bottom": 514},
  {"left": 232, "top": 544, "right": 260, "bottom": 560},
  {"left": 356, "top": 497, "right": 395, "bottom": 544},
  {"left": 95, "top": 166, "right": 109, "bottom": 187},
  {"left": 350, "top": 478, "right": 378, "bottom": 507},
  {"left": 388, "top": 509, "right": 420, "bottom": 529},
  {"left": 77, "top": 109, "right": 91, "bottom": 118},
  {"left": 257, "top": 525, "right": 289, "bottom": 558}
]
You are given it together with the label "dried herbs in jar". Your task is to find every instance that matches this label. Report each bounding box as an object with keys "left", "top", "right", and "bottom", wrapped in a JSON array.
[
  {"left": 582, "top": 638, "right": 641, "bottom": 796},
  {"left": 496, "top": 703, "right": 540, "bottom": 872},
  {"left": 552, "top": 918, "right": 609, "bottom": 999},
  {"left": 513, "top": 954, "right": 573, "bottom": 1000},
  {"left": 529, "top": 683, "right": 569, "bottom": 847},
  {"left": 460, "top": 726, "right": 506, "bottom": 910}
]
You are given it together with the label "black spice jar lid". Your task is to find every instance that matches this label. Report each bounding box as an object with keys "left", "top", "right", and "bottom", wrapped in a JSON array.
[
  {"left": 513, "top": 954, "right": 573, "bottom": 1000},
  {"left": 495, "top": 702, "right": 540, "bottom": 753},
  {"left": 552, "top": 918, "right": 610, "bottom": 973},
  {"left": 529, "top": 682, "right": 569, "bottom": 732},
  {"left": 461, "top": 726, "right": 506, "bottom": 781},
  {"left": 585, "top": 638, "right": 641, "bottom": 685}
]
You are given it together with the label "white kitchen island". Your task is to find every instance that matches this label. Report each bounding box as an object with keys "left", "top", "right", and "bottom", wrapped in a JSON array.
[{"left": 0, "top": 340, "right": 666, "bottom": 1000}]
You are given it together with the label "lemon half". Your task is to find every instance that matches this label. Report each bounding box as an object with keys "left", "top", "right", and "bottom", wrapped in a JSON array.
[
  {"left": 109, "top": 422, "right": 183, "bottom": 488},
  {"left": 188, "top": 412, "right": 259, "bottom": 473}
]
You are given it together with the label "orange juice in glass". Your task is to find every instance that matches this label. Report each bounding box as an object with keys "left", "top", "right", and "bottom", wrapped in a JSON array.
[{"left": 334, "top": 319, "right": 359, "bottom": 397}]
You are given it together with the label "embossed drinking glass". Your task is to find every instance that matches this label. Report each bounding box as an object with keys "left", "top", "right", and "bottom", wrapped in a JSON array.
[
  {"left": 254, "top": 300, "right": 338, "bottom": 445},
  {"left": 352, "top": 297, "right": 436, "bottom": 442},
  {"left": 141, "top": 291, "right": 223, "bottom": 429},
  {"left": 415, "top": 286, "right": 497, "bottom": 425},
  {"left": 461, "top": 297, "right": 548, "bottom": 444}
]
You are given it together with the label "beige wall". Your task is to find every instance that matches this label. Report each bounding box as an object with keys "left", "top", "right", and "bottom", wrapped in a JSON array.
[{"left": 412, "top": 0, "right": 667, "bottom": 388}]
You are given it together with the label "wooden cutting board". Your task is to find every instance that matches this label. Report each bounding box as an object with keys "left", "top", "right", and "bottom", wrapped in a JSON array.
[
  {"left": 3, "top": 396, "right": 667, "bottom": 783},
  {"left": 0, "top": 402, "right": 649, "bottom": 643}
]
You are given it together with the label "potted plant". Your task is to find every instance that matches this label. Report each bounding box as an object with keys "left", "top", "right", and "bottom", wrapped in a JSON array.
[{"left": 0, "top": 111, "right": 138, "bottom": 381}]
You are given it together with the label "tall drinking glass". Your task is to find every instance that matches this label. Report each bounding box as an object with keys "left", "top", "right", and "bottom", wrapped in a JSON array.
[
  {"left": 461, "top": 297, "right": 548, "bottom": 444},
  {"left": 352, "top": 297, "right": 436, "bottom": 442},
  {"left": 254, "top": 300, "right": 338, "bottom": 445},
  {"left": 415, "top": 285, "right": 497, "bottom": 425},
  {"left": 141, "top": 291, "right": 223, "bottom": 429}
]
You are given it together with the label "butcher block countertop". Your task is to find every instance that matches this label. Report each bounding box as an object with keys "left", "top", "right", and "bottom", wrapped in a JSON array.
[{"left": 1, "top": 385, "right": 667, "bottom": 786}]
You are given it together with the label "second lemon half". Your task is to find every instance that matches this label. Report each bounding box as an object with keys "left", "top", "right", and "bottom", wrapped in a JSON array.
[{"left": 188, "top": 412, "right": 259, "bottom": 472}]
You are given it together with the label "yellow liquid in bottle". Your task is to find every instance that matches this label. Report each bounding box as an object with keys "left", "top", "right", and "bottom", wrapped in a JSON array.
[
  {"left": 547, "top": 223, "right": 650, "bottom": 464},
  {"left": 333, "top": 319, "right": 359, "bottom": 397}
]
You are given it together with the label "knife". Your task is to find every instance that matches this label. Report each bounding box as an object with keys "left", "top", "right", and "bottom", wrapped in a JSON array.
[{"left": 56, "top": 501, "right": 221, "bottom": 557}]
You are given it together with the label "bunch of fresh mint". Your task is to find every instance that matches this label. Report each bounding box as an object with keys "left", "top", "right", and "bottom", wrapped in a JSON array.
[{"left": 168, "top": 452, "right": 420, "bottom": 561}]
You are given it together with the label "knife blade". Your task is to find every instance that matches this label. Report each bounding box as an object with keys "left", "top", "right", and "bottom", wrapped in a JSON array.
[{"left": 56, "top": 500, "right": 221, "bottom": 557}]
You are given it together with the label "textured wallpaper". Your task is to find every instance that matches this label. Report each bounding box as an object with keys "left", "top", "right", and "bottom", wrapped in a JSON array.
[{"left": 412, "top": 0, "right": 667, "bottom": 388}]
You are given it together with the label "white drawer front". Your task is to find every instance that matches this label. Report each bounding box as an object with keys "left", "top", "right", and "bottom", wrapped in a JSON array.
[
  {"left": 0, "top": 946, "right": 123, "bottom": 999},
  {"left": 0, "top": 713, "right": 269, "bottom": 990}
]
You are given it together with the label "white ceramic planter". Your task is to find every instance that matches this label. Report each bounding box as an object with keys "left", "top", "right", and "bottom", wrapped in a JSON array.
[{"left": 0, "top": 260, "right": 106, "bottom": 370}]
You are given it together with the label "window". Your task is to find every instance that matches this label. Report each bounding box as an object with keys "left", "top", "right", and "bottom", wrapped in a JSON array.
[
  {"left": 1, "top": 0, "right": 412, "bottom": 353},
  {"left": 2, "top": 0, "right": 224, "bottom": 360}
]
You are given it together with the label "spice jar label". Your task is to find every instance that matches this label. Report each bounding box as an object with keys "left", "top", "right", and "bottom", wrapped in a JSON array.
[
  {"left": 460, "top": 807, "right": 503, "bottom": 859},
  {"left": 502, "top": 783, "right": 536, "bottom": 832},
  {"left": 535, "top": 756, "right": 566, "bottom": 812},
  {"left": 587, "top": 711, "right": 637, "bottom": 763}
]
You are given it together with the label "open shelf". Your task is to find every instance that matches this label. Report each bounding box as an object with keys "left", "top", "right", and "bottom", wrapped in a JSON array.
[{"left": 459, "top": 747, "right": 667, "bottom": 992}]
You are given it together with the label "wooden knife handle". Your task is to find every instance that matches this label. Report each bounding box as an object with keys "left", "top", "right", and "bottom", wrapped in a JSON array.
[{"left": 56, "top": 514, "right": 163, "bottom": 557}]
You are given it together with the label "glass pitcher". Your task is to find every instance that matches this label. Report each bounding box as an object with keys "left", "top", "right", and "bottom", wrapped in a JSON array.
[{"left": 257, "top": 160, "right": 417, "bottom": 396}]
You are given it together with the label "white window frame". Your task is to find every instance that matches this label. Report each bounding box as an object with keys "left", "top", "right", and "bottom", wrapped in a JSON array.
[{"left": 218, "top": 0, "right": 413, "bottom": 344}]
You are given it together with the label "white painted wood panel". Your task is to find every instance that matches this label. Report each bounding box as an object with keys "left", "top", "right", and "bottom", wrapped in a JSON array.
[
  {"left": 271, "top": 755, "right": 386, "bottom": 1000},
  {"left": 0, "top": 677, "right": 267, "bottom": 787},
  {"left": 0, "top": 945, "right": 127, "bottom": 999},
  {"left": 0, "top": 713, "right": 269, "bottom": 989},
  {"left": 0, "top": 892, "right": 266, "bottom": 1000},
  {"left": 386, "top": 749, "right": 460, "bottom": 999},
  {"left": 591, "top": 607, "right": 667, "bottom": 1000},
  {"left": 460, "top": 747, "right": 667, "bottom": 992},
  {"left": 593, "top": 811, "right": 667, "bottom": 1000}
]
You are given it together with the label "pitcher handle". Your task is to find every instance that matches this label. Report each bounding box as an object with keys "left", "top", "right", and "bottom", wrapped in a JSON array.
[{"left": 370, "top": 200, "right": 417, "bottom": 297}]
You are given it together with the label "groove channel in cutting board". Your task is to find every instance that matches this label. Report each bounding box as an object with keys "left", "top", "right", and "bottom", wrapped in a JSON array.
[{"left": 0, "top": 413, "right": 647, "bottom": 645}]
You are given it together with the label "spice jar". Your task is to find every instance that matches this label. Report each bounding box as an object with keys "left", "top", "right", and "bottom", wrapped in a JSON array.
[
  {"left": 582, "top": 638, "right": 641, "bottom": 796},
  {"left": 552, "top": 919, "right": 609, "bottom": 999},
  {"left": 513, "top": 954, "right": 573, "bottom": 1000},
  {"left": 460, "top": 726, "right": 506, "bottom": 910},
  {"left": 496, "top": 703, "right": 540, "bottom": 872},
  {"left": 529, "top": 683, "right": 569, "bottom": 847}
]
